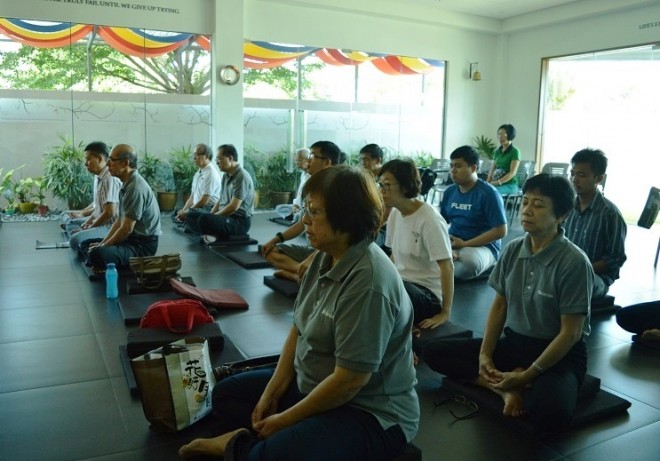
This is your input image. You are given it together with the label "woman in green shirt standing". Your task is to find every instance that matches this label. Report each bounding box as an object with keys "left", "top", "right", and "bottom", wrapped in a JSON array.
[{"left": 487, "top": 123, "right": 521, "bottom": 196}]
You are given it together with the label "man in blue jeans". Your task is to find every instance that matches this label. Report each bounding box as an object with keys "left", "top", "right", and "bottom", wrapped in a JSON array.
[{"left": 68, "top": 141, "right": 121, "bottom": 256}]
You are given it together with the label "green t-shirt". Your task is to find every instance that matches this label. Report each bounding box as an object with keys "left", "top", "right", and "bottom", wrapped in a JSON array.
[{"left": 492, "top": 144, "right": 521, "bottom": 186}]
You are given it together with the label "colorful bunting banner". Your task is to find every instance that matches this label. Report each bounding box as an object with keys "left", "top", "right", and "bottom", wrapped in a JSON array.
[{"left": 0, "top": 18, "right": 443, "bottom": 75}]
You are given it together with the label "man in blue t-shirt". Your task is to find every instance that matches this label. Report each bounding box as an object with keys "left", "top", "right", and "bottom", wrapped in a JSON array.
[{"left": 440, "top": 146, "right": 507, "bottom": 280}]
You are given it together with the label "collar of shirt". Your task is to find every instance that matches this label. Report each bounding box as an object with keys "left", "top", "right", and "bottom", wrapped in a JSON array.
[
  {"left": 574, "top": 189, "right": 605, "bottom": 213},
  {"left": 121, "top": 170, "right": 136, "bottom": 191},
  {"left": 519, "top": 228, "right": 567, "bottom": 266},
  {"left": 318, "top": 239, "right": 371, "bottom": 283}
]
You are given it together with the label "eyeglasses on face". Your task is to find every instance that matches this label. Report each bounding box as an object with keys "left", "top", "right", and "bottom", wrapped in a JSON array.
[
  {"left": 108, "top": 157, "right": 125, "bottom": 163},
  {"left": 378, "top": 182, "right": 398, "bottom": 192},
  {"left": 433, "top": 393, "right": 479, "bottom": 421},
  {"left": 300, "top": 206, "right": 324, "bottom": 220}
]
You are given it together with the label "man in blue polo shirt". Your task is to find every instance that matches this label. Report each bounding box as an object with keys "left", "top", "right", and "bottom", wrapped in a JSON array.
[{"left": 440, "top": 146, "right": 507, "bottom": 280}]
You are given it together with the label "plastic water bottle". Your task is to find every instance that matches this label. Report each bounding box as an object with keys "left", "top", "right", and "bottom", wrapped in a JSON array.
[{"left": 105, "top": 263, "right": 119, "bottom": 299}]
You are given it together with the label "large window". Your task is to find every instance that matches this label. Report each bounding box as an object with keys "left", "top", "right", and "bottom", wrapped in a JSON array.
[
  {"left": 1, "top": 23, "right": 447, "bottom": 210},
  {"left": 242, "top": 42, "right": 446, "bottom": 165},
  {"left": 0, "top": 18, "right": 211, "bottom": 205},
  {"left": 540, "top": 44, "right": 660, "bottom": 222}
]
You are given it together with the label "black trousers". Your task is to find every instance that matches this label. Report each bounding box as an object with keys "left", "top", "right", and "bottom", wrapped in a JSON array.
[
  {"left": 189, "top": 212, "right": 251, "bottom": 237},
  {"left": 616, "top": 301, "right": 660, "bottom": 334},
  {"left": 403, "top": 280, "right": 441, "bottom": 324},
  {"left": 422, "top": 328, "right": 587, "bottom": 432},
  {"left": 88, "top": 234, "right": 158, "bottom": 269},
  {"left": 211, "top": 369, "right": 407, "bottom": 461}
]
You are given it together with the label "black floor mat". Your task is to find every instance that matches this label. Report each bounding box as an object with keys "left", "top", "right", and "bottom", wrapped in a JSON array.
[{"left": 264, "top": 275, "right": 299, "bottom": 298}]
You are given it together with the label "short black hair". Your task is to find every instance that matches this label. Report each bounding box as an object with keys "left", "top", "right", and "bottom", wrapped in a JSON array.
[
  {"left": 302, "top": 165, "right": 383, "bottom": 245},
  {"left": 498, "top": 124, "right": 517, "bottom": 141},
  {"left": 218, "top": 144, "right": 239, "bottom": 161},
  {"left": 310, "top": 141, "right": 343, "bottom": 165},
  {"left": 449, "top": 145, "right": 480, "bottom": 167},
  {"left": 523, "top": 173, "right": 574, "bottom": 218},
  {"left": 359, "top": 143, "right": 384, "bottom": 162},
  {"left": 380, "top": 158, "right": 421, "bottom": 199},
  {"left": 84, "top": 141, "right": 110, "bottom": 159},
  {"left": 571, "top": 148, "right": 608, "bottom": 176}
]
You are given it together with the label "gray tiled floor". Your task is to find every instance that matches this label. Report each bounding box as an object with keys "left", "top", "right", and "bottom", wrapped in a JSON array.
[{"left": 0, "top": 213, "right": 658, "bottom": 460}]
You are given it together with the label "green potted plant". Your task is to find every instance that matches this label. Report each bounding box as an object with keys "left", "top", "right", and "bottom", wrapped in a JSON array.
[
  {"left": 168, "top": 145, "right": 197, "bottom": 204},
  {"left": 412, "top": 150, "right": 434, "bottom": 168},
  {"left": 257, "top": 149, "right": 297, "bottom": 209},
  {"left": 42, "top": 136, "right": 93, "bottom": 209},
  {"left": 1, "top": 166, "right": 23, "bottom": 215},
  {"left": 138, "top": 151, "right": 176, "bottom": 211},
  {"left": 34, "top": 177, "right": 49, "bottom": 217},
  {"left": 473, "top": 135, "right": 496, "bottom": 160},
  {"left": 14, "top": 177, "right": 38, "bottom": 214}
]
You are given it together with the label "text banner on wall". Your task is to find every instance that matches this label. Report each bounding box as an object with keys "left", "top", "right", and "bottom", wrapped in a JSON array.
[{"left": 1, "top": 0, "right": 213, "bottom": 35}]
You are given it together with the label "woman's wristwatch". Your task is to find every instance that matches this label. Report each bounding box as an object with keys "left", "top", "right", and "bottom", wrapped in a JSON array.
[{"left": 276, "top": 232, "right": 285, "bottom": 243}]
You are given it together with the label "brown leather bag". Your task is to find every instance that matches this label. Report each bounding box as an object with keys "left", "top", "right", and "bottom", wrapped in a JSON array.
[
  {"left": 129, "top": 253, "right": 182, "bottom": 289},
  {"left": 169, "top": 278, "right": 249, "bottom": 310}
]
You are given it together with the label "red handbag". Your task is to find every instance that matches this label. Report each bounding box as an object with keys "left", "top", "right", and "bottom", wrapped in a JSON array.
[{"left": 140, "top": 299, "right": 214, "bottom": 334}]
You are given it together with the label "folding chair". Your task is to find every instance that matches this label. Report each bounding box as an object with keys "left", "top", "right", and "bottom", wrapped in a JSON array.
[
  {"left": 637, "top": 186, "right": 660, "bottom": 267},
  {"left": 418, "top": 167, "right": 437, "bottom": 202},
  {"left": 541, "top": 162, "right": 570, "bottom": 178}
]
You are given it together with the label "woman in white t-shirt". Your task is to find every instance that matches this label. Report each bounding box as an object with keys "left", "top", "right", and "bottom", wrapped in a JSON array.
[{"left": 381, "top": 159, "right": 454, "bottom": 329}]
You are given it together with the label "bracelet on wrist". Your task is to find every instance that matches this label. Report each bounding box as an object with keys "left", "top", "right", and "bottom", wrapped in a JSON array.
[
  {"left": 531, "top": 361, "right": 544, "bottom": 374},
  {"left": 276, "top": 232, "right": 285, "bottom": 243}
]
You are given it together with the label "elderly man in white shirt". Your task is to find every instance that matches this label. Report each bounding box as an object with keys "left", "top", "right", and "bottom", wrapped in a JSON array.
[{"left": 175, "top": 143, "right": 221, "bottom": 227}]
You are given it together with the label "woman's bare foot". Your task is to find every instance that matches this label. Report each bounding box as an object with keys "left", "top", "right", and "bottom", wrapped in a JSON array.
[
  {"left": 641, "top": 329, "right": 660, "bottom": 340},
  {"left": 477, "top": 368, "right": 527, "bottom": 418},
  {"left": 502, "top": 390, "right": 526, "bottom": 417},
  {"left": 178, "top": 428, "right": 246, "bottom": 459}
]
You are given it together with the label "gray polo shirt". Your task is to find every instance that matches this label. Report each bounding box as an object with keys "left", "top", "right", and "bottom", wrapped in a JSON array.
[
  {"left": 119, "top": 171, "right": 161, "bottom": 238},
  {"left": 219, "top": 166, "right": 254, "bottom": 218},
  {"left": 293, "top": 240, "right": 420, "bottom": 442},
  {"left": 488, "top": 229, "right": 593, "bottom": 338}
]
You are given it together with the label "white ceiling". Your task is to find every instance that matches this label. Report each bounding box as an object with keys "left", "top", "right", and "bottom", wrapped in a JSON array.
[{"left": 425, "top": 0, "right": 582, "bottom": 20}]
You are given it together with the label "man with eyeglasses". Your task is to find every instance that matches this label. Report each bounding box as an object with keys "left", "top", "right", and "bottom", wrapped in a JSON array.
[
  {"left": 87, "top": 144, "right": 161, "bottom": 272},
  {"left": 174, "top": 143, "right": 221, "bottom": 226},
  {"left": 261, "top": 140, "right": 345, "bottom": 282},
  {"left": 188, "top": 144, "right": 254, "bottom": 242}
]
